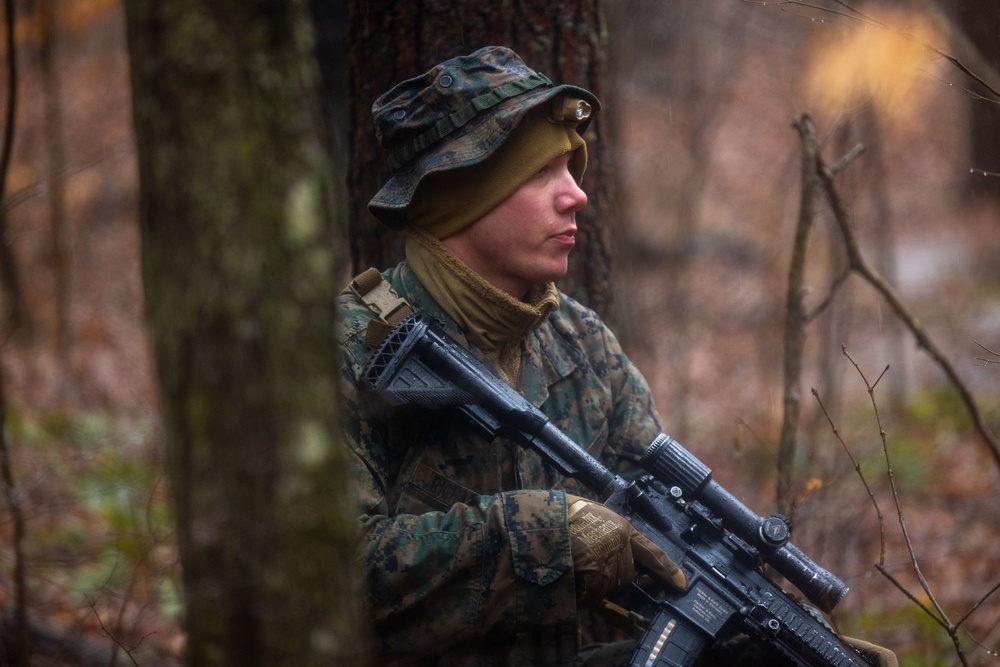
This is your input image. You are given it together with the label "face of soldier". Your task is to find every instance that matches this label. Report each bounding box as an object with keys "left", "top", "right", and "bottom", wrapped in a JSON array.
[{"left": 440, "top": 151, "right": 588, "bottom": 298}]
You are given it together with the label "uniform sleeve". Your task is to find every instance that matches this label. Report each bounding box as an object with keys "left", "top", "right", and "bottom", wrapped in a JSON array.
[
  {"left": 557, "top": 301, "right": 662, "bottom": 480},
  {"left": 604, "top": 336, "right": 662, "bottom": 479},
  {"left": 337, "top": 310, "right": 578, "bottom": 658}
]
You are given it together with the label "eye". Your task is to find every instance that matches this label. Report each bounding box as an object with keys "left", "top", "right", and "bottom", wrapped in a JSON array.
[{"left": 534, "top": 164, "right": 551, "bottom": 178}]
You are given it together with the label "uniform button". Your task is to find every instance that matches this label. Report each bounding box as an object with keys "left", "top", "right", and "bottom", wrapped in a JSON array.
[
  {"left": 440, "top": 75, "right": 453, "bottom": 88},
  {"left": 393, "top": 109, "right": 406, "bottom": 120}
]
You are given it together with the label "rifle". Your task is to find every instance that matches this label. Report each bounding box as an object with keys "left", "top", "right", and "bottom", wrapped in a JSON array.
[{"left": 362, "top": 312, "right": 874, "bottom": 667}]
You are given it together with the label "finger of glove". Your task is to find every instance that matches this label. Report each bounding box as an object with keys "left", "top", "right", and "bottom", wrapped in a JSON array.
[
  {"left": 576, "top": 554, "right": 634, "bottom": 609},
  {"left": 841, "top": 636, "right": 898, "bottom": 667},
  {"left": 629, "top": 530, "right": 687, "bottom": 591}
]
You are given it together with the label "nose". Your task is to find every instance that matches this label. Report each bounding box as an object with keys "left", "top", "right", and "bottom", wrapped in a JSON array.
[{"left": 556, "top": 168, "right": 588, "bottom": 213}]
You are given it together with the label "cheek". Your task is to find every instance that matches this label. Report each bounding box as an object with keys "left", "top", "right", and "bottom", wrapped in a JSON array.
[
  {"left": 469, "top": 221, "right": 521, "bottom": 267},
  {"left": 486, "top": 215, "right": 528, "bottom": 250}
]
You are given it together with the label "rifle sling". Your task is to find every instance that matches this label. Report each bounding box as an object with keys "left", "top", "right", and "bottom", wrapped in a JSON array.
[{"left": 348, "top": 267, "right": 415, "bottom": 347}]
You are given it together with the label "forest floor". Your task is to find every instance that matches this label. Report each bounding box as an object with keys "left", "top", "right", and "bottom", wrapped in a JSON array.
[{"left": 2, "top": 1, "right": 1000, "bottom": 666}]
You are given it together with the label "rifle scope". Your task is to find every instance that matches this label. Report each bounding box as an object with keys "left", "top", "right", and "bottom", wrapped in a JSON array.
[{"left": 640, "top": 434, "right": 849, "bottom": 613}]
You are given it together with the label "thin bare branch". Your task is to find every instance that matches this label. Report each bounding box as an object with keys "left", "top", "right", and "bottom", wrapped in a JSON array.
[
  {"left": 86, "top": 596, "right": 142, "bottom": 667},
  {"left": 742, "top": 0, "right": 875, "bottom": 26},
  {"left": 841, "top": 348, "right": 948, "bottom": 618},
  {"left": 811, "top": 386, "right": 887, "bottom": 564},
  {"left": 805, "top": 266, "right": 850, "bottom": 322},
  {"left": 874, "top": 564, "right": 943, "bottom": 624},
  {"left": 926, "top": 71, "right": 1000, "bottom": 107},
  {"left": 828, "top": 142, "right": 866, "bottom": 175},
  {"left": 875, "top": 565, "right": 972, "bottom": 666},
  {"left": 974, "top": 341, "right": 1000, "bottom": 366},
  {"left": 956, "top": 579, "right": 1000, "bottom": 629}
]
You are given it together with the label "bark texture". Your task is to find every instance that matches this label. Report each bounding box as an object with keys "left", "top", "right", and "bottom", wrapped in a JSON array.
[{"left": 123, "top": 1, "right": 357, "bottom": 664}]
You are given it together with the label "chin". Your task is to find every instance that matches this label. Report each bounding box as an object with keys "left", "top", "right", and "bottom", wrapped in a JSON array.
[
  {"left": 524, "top": 259, "right": 570, "bottom": 288},
  {"left": 539, "top": 271, "right": 569, "bottom": 286}
]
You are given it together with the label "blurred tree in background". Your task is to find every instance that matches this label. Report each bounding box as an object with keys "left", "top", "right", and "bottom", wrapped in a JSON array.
[{"left": 123, "top": 0, "right": 357, "bottom": 664}]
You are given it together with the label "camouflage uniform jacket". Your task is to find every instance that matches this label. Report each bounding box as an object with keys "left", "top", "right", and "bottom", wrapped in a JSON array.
[{"left": 337, "top": 261, "right": 662, "bottom": 666}]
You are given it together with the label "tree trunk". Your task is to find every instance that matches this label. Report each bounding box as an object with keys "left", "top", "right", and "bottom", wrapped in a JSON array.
[
  {"left": 345, "top": 0, "right": 617, "bottom": 317},
  {"left": 38, "top": 0, "right": 74, "bottom": 388},
  {"left": 123, "top": 2, "right": 357, "bottom": 665}
]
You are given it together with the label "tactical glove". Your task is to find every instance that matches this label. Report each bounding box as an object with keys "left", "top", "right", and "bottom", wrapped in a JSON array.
[
  {"left": 842, "top": 636, "right": 898, "bottom": 667},
  {"left": 567, "top": 494, "right": 686, "bottom": 608}
]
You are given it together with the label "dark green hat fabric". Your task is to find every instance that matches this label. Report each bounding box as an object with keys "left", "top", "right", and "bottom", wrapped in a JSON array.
[{"left": 368, "top": 45, "right": 600, "bottom": 228}]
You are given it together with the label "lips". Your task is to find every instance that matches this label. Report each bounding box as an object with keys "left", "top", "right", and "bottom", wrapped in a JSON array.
[{"left": 552, "top": 227, "right": 577, "bottom": 244}]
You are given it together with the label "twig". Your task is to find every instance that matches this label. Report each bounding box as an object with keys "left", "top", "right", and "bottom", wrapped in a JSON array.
[
  {"left": 811, "top": 385, "right": 886, "bottom": 564},
  {"left": 956, "top": 579, "right": 1000, "bottom": 629},
  {"left": 873, "top": 563, "right": 976, "bottom": 664},
  {"left": 86, "top": 597, "right": 143, "bottom": 667},
  {"left": 741, "top": 0, "right": 871, "bottom": 25},
  {"left": 974, "top": 341, "right": 1000, "bottom": 366},
  {"left": 927, "top": 71, "right": 1000, "bottom": 106},
  {"left": 805, "top": 266, "right": 850, "bottom": 322},
  {"left": 828, "top": 142, "right": 866, "bottom": 175}
]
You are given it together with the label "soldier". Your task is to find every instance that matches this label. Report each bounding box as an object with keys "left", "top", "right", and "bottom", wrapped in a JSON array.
[{"left": 337, "top": 46, "right": 896, "bottom": 667}]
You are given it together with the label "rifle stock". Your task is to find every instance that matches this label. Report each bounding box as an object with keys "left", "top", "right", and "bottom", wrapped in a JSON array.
[{"left": 362, "top": 312, "right": 874, "bottom": 667}]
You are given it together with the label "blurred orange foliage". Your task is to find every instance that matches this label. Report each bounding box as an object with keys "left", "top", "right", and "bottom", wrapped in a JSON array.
[{"left": 801, "top": 7, "right": 948, "bottom": 128}]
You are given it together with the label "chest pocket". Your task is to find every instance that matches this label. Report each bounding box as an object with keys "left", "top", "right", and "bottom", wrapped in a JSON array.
[
  {"left": 386, "top": 412, "right": 500, "bottom": 515},
  {"left": 388, "top": 414, "right": 533, "bottom": 515},
  {"left": 395, "top": 462, "right": 479, "bottom": 514}
]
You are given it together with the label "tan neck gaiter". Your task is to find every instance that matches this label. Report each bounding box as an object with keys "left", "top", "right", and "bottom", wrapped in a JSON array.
[{"left": 405, "top": 226, "right": 559, "bottom": 387}]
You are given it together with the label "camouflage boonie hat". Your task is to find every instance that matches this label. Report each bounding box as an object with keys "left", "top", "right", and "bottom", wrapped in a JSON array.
[{"left": 368, "top": 45, "right": 601, "bottom": 228}]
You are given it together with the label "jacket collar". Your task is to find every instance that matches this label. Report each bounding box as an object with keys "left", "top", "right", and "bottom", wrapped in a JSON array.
[{"left": 390, "top": 262, "right": 585, "bottom": 409}]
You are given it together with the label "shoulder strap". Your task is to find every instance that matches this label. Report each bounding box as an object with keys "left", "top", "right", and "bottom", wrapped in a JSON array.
[{"left": 348, "top": 267, "right": 414, "bottom": 346}]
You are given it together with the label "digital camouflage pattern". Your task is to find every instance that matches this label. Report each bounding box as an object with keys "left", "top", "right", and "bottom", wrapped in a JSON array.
[
  {"left": 337, "top": 262, "right": 662, "bottom": 666},
  {"left": 368, "top": 45, "right": 600, "bottom": 228}
]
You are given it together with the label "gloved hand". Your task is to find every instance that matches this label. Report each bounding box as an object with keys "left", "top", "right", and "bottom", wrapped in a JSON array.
[
  {"left": 566, "top": 494, "right": 686, "bottom": 608},
  {"left": 842, "top": 636, "right": 898, "bottom": 667}
]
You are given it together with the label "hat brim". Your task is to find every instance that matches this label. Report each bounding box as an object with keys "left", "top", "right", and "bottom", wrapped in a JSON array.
[{"left": 369, "top": 83, "right": 599, "bottom": 228}]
